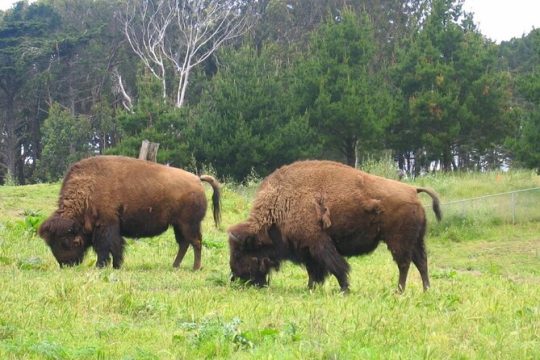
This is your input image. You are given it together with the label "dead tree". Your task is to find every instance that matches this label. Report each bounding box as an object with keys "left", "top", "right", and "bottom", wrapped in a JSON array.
[{"left": 122, "top": 0, "right": 255, "bottom": 107}]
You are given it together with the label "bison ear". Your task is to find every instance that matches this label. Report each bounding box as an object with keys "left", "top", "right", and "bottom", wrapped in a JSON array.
[
  {"left": 38, "top": 215, "right": 78, "bottom": 244},
  {"left": 38, "top": 219, "right": 52, "bottom": 244}
]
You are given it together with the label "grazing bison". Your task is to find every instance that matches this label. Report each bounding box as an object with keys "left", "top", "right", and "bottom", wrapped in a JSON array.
[
  {"left": 39, "top": 156, "right": 220, "bottom": 269},
  {"left": 228, "top": 160, "right": 441, "bottom": 292}
]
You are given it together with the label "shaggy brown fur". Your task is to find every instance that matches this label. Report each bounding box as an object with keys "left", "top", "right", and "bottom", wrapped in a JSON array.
[
  {"left": 39, "top": 155, "right": 221, "bottom": 269},
  {"left": 228, "top": 160, "right": 441, "bottom": 292}
]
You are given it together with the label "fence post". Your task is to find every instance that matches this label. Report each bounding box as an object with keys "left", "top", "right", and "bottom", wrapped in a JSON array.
[
  {"left": 138, "top": 140, "right": 160, "bottom": 162},
  {"left": 511, "top": 192, "right": 516, "bottom": 225}
]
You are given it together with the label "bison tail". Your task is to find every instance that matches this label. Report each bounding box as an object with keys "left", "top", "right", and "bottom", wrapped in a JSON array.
[
  {"left": 200, "top": 175, "right": 221, "bottom": 227},
  {"left": 416, "top": 187, "right": 442, "bottom": 222}
]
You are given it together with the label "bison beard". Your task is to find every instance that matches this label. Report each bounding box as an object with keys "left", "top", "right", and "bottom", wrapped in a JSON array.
[
  {"left": 228, "top": 160, "right": 441, "bottom": 293},
  {"left": 39, "top": 156, "right": 221, "bottom": 269}
]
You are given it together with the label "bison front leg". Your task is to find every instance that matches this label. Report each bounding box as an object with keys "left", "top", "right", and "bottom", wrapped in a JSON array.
[
  {"left": 305, "top": 257, "right": 329, "bottom": 290},
  {"left": 309, "top": 235, "right": 350, "bottom": 292},
  {"left": 93, "top": 223, "right": 125, "bottom": 269}
]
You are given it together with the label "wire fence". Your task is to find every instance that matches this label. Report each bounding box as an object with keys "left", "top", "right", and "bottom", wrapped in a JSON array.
[{"left": 425, "top": 187, "right": 540, "bottom": 225}]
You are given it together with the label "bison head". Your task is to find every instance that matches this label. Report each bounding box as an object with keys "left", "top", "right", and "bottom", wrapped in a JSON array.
[
  {"left": 228, "top": 222, "right": 279, "bottom": 287},
  {"left": 38, "top": 214, "right": 89, "bottom": 267}
]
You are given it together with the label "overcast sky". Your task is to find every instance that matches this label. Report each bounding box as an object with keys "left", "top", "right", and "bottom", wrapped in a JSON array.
[
  {"left": 462, "top": 0, "right": 540, "bottom": 42},
  {"left": 1, "top": 0, "right": 539, "bottom": 43}
]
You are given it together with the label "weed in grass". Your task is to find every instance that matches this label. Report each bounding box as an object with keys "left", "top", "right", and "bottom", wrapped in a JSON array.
[
  {"left": 0, "top": 324, "right": 17, "bottom": 341},
  {"left": 177, "top": 316, "right": 253, "bottom": 357},
  {"left": 32, "top": 341, "right": 71, "bottom": 360},
  {"left": 22, "top": 210, "right": 46, "bottom": 234},
  {"left": 17, "top": 256, "right": 47, "bottom": 271}
]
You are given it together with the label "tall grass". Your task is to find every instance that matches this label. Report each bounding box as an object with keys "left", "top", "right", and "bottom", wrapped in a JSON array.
[{"left": 0, "top": 170, "right": 539, "bottom": 359}]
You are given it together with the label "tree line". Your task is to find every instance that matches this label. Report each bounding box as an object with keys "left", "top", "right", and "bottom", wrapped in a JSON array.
[{"left": 0, "top": 0, "right": 539, "bottom": 184}]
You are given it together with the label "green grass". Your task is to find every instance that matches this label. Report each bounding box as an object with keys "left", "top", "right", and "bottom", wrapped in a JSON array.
[{"left": 1, "top": 171, "right": 539, "bottom": 359}]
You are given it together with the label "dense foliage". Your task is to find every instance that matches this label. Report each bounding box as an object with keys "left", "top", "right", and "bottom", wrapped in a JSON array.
[{"left": 0, "top": 0, "right": 538, "bottom": 183}]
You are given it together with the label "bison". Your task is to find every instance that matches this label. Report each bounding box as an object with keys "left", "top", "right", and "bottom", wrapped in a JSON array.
[
  {"left": 228, "top": 160, "right": 441, "bottom": 292},
  {"left": 39, "top": 155, "right": 221, "bottom": 269}
]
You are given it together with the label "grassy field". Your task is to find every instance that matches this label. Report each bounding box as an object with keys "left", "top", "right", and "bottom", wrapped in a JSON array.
[{"left": 0, "top": 170, "right": 539, "bottom": 359}]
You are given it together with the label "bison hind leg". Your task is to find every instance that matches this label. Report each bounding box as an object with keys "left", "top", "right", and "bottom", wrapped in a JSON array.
[
  {"left": 172, "top": 225, "right": 190, "bottom": 268},
  {"left": 412, "top": 224, "right": 430, "bottom": 291},
  {"left": 386, "top": 235, "right": 413, "bottom": 293},
  {"left": 173, "top": 223, "right": 203, "bottom": 270}
]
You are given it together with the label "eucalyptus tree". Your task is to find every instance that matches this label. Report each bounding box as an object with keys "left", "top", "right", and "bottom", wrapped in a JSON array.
[
  {"left": 0, "top": 2, "right": 61, "bottom": 184},
  {"left": 42, "top": 0, "right": 128, "bottom": 154},
  {"left": 252, "top": 0, "right": 427, "bottom": 61},
  {"left": 122, "top": 0, "right": 255, "bottom": 108}
]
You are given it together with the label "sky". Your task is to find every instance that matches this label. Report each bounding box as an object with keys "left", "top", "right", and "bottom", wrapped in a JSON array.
[
  {"left": 0, "top": 0, "right": 539, "bottom": 43},
  {"left": 462, "top": 0, "right": 540, "bottom": 42}
]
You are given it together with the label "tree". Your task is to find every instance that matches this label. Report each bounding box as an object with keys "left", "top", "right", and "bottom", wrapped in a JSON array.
[
  {"left": 122, "top": 0, "right": 254, "bottom": 108},
  {"left": 90, "top": 98, "right": 120, "bottom": 154},
  {"left": 292, "top": 9, "right": 392, "bottom": 166},
  {"left": 36, "top": 103, "right": 92, "bottom": 181},
  {"left": 43, "top": 0, "right": 132, "bottom": 140},
  {"left": 0, "top": 2, "right": 61, "bottom": 184},
  {"left": 107, "top": 70, "right": 191, "bottom": 167},
  {"left": 186, "top": 45, "right": 321, "bottom": 179},
  {"left": 512, "top": 29, "right": 540, "bottom": 171},
  {"left": 392, "top": 0, "right": 513, "bottom": 173}
]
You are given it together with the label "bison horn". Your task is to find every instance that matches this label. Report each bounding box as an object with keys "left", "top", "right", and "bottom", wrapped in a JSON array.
[{"left": 229, "top": 232, "right": 241, "bottom": 243}]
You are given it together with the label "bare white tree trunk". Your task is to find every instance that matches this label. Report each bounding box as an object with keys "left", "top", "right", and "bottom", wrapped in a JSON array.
[
  {"left": 122, "top": 0, "right": 254, "bottom": 108},
  {"left": 122, "top": 0, "right": 174, "bottom": 101},
  {"left": 177, "top": 69, "right": 189, "bottom": 108},
  {"left": 112, "top": 67, "right": 133, "bottom": 112}
]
